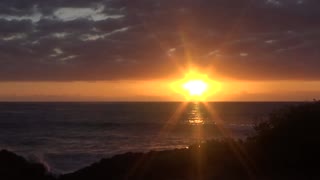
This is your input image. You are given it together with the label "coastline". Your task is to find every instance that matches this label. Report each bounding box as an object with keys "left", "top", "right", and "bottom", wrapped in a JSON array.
[{"left": 1, "top": 102, "right": 320, "bottom": 179}]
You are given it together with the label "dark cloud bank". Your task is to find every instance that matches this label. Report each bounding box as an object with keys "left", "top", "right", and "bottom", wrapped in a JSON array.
[{"left": 1, "top": 0, "right": 320, "bottom": 81}]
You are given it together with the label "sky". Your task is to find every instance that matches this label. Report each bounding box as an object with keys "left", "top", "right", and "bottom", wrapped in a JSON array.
[{"left": 1, "top": 0, "right": 320, "bottom": 101}]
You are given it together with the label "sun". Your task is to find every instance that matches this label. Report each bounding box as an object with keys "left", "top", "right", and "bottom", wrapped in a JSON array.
[
  {"left": 183, "top": 80, "right": 208, "bottom": 96},
  {"left": 171, "top": 70, "right": 221, "bottom": 101}
]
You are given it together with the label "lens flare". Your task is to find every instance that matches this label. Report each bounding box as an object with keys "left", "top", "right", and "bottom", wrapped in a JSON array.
[
  {"left": 171, "top": 70, "right": 221, "bottom": 101},
  {"left": 183, "top": 80, "right": 208, "bottom": 96}
]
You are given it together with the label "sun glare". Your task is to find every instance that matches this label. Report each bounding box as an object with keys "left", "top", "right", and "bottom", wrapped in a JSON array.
[
  {"left": 171, "top": 70, "right": 221, "bottom": 101},
  {"left": 183, "top": 80, "right": 208, "bottom": 96}
]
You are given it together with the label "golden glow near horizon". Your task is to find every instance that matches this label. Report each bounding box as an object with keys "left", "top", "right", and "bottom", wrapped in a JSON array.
[
  {"left": 2, "top": 80, "right": 320, "bottom": 102},
  {"left": 171, "top": 71, "right": 221, "bottom": 101}
]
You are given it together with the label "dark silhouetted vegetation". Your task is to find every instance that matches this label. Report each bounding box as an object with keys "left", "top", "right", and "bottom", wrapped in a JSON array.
[
  {"left": 1, "top": 102, "right": 320, "bottom": 179},
  {"left": 246, "top": 101, "right": 320, "bottom": 179},
  {"left": 0, "top": 150, "right": 54, "bottom": 180}
]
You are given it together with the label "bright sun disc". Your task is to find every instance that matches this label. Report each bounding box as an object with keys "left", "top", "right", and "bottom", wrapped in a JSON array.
[
  {"left": 171, "top": 70, "right": 221, "bottom": 101},
  {"left": 183, "top": 80, "right": 208, "bottom": 96}
]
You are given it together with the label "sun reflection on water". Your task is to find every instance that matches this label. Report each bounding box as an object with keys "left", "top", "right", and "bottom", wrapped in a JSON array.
[{"left": 188, "top": 102, "right": 205, "bottom": 125}]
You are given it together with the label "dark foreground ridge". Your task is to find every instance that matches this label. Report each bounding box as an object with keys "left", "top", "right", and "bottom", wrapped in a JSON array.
[
  {"left": 1, "top": 102, "right": 320, "bottom": 180},
  {"left": 0, "top": 149, "right": 54, "bottom": 180}
]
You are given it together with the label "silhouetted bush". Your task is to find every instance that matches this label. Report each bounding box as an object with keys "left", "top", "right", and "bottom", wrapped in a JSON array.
[
  {"left": 0, "top": 150, "right": 54, "bottom": 180},
  {"left": 246, "top": 101, "right": 320, "bottom": 179}
]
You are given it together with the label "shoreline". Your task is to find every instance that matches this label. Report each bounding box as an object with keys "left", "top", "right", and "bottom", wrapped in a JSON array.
[{"left": 1, "top": 102, "right": 320, "bottom": 179}]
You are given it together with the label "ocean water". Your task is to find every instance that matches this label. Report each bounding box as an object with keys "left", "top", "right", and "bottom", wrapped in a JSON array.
[{"left": 0, "top": 102, "right": 297, "bottom": 173}]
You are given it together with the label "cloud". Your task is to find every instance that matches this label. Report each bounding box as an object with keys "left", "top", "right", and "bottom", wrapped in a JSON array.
[
  {"left": 53, "top": 5, "right": 124, "bottom": 22},
  {"left": 80, "top": 27, "right": 130, "bottom": 41},
  {"left": 49, "top": 48, "right": 63, "bottom": 57},
  {"left": 0, "top": 0, "right": 320, "bottom": 81},
  {"left": 2, "top": 33, "right": 27, "bottom": 41}
]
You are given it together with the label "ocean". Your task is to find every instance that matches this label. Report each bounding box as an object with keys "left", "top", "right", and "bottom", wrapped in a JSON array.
[{"left": 0, "top": 102, "right": 298, "bottom": 174}]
